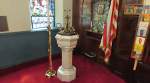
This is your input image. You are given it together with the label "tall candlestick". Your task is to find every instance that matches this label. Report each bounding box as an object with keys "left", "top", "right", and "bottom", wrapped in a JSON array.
[{"left": 45, "top": 0, "right": 56, "bottom": 78}]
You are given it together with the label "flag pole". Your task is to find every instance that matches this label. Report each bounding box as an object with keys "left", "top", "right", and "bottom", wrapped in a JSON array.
[
  {"left": 45, "top": 0, "right": 56, "bottom": 78},
  {"left": 133, "top": 55, "right": 140, "bottom": 71}
]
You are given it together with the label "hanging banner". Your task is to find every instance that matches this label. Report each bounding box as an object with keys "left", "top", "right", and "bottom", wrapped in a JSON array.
[
  {"left": 133, "top": 37, "right": 145, "bottom": 55},
  {"left": 132, "top": 21, "right": 149, "bottom": 70},
  {"left": 132, "top": 0, "right": 150, "bottom": 70},
  {"left": 132, "top": 21, "right": 149, "bottom": 56},
  {"left": 137, "top": 21, "right": 149, "bottom": 36}
]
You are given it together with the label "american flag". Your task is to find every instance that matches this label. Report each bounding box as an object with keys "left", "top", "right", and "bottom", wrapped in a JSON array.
[{"left": 100, "top": 0, "right": 119, "bottom": 63}]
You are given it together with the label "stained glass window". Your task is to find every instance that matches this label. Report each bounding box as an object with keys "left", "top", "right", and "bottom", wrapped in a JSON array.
[
  {"left": 30, "top": 0, "right": 55, "bottom": 30},
  {"left": 92, "top": 0, "right": 110, "bottom": 33}
]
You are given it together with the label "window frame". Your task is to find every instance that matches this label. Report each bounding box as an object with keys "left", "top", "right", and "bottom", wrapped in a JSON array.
[{"left": 30, "top": 0, "right": 55, "bottom": 31}]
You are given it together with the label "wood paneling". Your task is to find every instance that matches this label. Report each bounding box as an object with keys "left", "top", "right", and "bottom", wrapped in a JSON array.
[
  {"left": 0, "top": 16, "right": 8, "bottom": 31},
  {"left": 73, "top": 0, "right": 150, "bottom": 83}
]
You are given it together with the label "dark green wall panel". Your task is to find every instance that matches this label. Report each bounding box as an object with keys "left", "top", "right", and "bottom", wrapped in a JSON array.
[{"left": 0, "top": 30, "right": 60, "bottom": 69}]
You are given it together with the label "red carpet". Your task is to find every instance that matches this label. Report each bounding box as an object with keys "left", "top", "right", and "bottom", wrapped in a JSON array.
[{"left": 0, "top": 55, "right": 125, "bottom": 83}]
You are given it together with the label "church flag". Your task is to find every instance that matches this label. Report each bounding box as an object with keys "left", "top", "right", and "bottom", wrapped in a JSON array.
[{"left": 100, "top": 0, "right": 119, "bottom": 63}]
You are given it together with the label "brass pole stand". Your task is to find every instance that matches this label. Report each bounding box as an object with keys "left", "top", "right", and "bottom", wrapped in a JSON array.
[
  {"left": 45, "top": 25, "right": 56, "bottom": 78},
  {"left": 45, "top": 69, "right": 56, "bottom": 78},
  {"left": 45, "top": 0, "right": 56, "bottom": 78}
]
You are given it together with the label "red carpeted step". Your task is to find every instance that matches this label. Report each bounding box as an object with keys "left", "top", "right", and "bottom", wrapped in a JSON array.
[{"left": 0, "top": 55, "right": 125, "bottom": 83}]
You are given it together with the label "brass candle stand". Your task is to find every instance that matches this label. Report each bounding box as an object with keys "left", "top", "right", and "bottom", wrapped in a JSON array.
[
  {"left": 45, "top": 25, "right": 56, "bottom": 78},
  {"left": 45, "top": 0, "right": 56, "bottom": 78}
]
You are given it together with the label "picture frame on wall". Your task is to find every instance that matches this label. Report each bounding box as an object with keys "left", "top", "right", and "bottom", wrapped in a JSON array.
[
  {"left": 92, "top": 0, "right": 110, "bottom": 33},
  {"left": 136, "top": 28, "right": 147, "bottom": 37},
  {"left": 80, "top": 0, "right": 92, "bottom": 27},
  {"left": 136, "top": 21, "right": 149, "bottom": 37},
  {"left": 133, "top": 37, "right": 145, "bottom": 55},
  {"left": 136, "top": 5, "right": 143, "bottom": 14},
  {"left": 124, "top": 5, "right": 143, "bottom": 15},
  {"left": 124, "top": 0, "right": 144, "bottom": 15},
  {"left": 126, "top": 0, "right": 142, "bottom": 4},
  {"left": 143, "top": 6, "right": 150, "bottom": 14},
  {"left": 124, "top": 5, "right": 135, "bottom": 15},
  {"left": 97, "top": 1, "right": 105, "bottom": 15}
]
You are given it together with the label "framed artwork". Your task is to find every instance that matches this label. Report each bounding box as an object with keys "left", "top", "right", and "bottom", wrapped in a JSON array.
[
  {"left": 92, "top": 0, "right": 110, "bottom": 33},
  {"left": 136, "top": 5, "right": 143, "bottom": 14},
  {"left": 124, "top": 0, "right": 143, "bottom": 15},
  {"left": 126, "top": 0, "right": 143, "bottom": 4},
  {"left": 133, "top": 37, "right": 145, "bottom": 55},
  {"left": 79, "top": 0, "right": 111, "bottom": 33},
  {"left": 0, "top": 16, "right": 8, "bottom": 31},
  {"left": 80, "top": 0, "right": 92, "bottom": 27},
  {"left": 136, "top": 21, "right": 149, "bottom": 37},
  {"left": 137, "top": 29, "right": 147, "bottom": 37},
  {"left": 97, "top": 1, "right": 105, "bottom": 15},
  {"left": 131, "top": 21, "right": 149, "bottom": 59},
  {"left": 143, "top": 6, "right": 150, "bottom": 14},
  {"left": 124, "top": 5, "right": 143, "bottom": 15},
  {"left": 124, "top": 5, "right": 135, "bottom": 15}
]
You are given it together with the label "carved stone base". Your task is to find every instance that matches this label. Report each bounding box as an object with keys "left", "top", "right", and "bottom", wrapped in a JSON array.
[{"left": 57, "top": 66, "right": 76, "bottom": 82}]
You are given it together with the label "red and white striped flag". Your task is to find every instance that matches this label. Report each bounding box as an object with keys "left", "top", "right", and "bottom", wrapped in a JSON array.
[{"left": 100, "top": 0, "right": 119, "bottom": 63}]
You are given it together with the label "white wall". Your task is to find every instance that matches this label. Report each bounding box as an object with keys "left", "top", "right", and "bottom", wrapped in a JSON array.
[
  {"left": 63, "top": 0, "right": 73, "bottom": 26},
  {"left": 55, "top": 0, "right": 73, "bottom": 27},
  {"left": 0, "top": 0, "right": 31, "bottom": 32},
  {"left": 55, "top": 0, "right": 64, "bottom": 26},
  {"left": 0, "top": 0, "right": 73, "bottom": 32}
]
